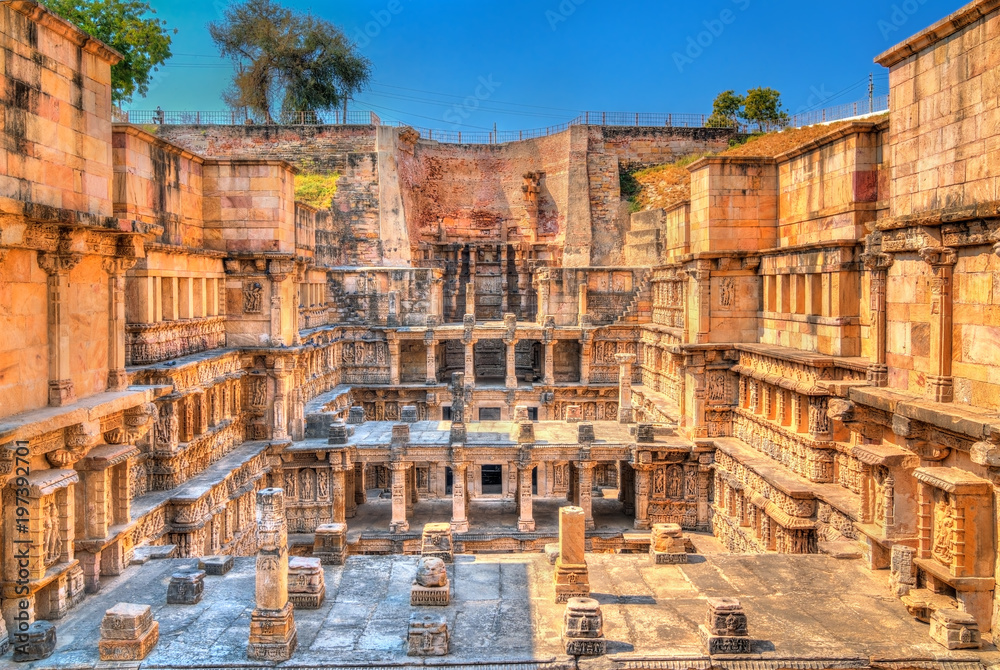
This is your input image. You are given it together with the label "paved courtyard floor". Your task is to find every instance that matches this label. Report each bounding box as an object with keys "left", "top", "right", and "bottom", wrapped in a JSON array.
[{"left": 12, "top": 542, "right": 998, "bottom": 669}]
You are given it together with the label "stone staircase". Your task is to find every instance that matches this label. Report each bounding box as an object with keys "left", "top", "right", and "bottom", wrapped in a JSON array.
[
  {"left": 623, "top": 208, "right": 665, "bottom": 266},
  {"left": 615, "top": 270, "right": 652, "bottom": 324}
]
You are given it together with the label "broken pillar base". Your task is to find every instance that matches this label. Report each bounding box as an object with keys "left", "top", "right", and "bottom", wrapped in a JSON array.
[
  {"left": 553, "top": 559, "right": 590, "bottom": 603},
  {"left": 411, "top": 583, "right": 450, "bottom": 606},
  {"left": 699, "top": 625, "right": 753, "bottom": 654},
  {"left": 247, "top": 603, "right": 298, "bottom": 662}
]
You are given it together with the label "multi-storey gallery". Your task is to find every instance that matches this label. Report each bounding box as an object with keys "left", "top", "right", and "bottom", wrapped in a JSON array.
[{"left": 0, "top": 0, "right": 999, "bottom": 666}]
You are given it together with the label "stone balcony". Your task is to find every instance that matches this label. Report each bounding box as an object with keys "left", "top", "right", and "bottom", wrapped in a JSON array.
[{"left": 125, "top": 316, "right": 226, "bottom": 366}]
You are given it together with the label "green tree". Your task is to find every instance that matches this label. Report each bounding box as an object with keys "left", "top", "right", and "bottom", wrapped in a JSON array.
[
  {"left": 43, "top": 0, "right": 174, "bottom": 105},
  {"left": 707, "top": 90, "right": 744, "bottom": 128},
  {"left": 209, "top": 0, "right": 372, "bottom": 123},
  {"left": 740, "top": 87, "right": 789, "bottom": 132}
]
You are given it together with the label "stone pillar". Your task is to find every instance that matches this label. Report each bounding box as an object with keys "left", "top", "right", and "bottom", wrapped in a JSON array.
[
  {"left": 268, "top": 270, "right": 288, "bottom": 347},
  {"left": 271, "top": 368, "right": 289, "bottom": 441},
  {"left": 580, "top": 339, "right": 592, "bottom": 385},
  {"left": 863, "top": 251, "right": 893, "bottom": 387},
  {"left": 388, "top": 335, "right": 401, "bottom": 386},
  {"left": 505, "top": 339, "right": 518, "bottom": 389},
  {"left": 517, "top": 463, "right": 535, "bottom": 532},
  {"left": 578, "top": 283, "right": 588, "bottom": 324},
  {"left": 615, "top": 353, "right": 636, "bottom": 423},
  {"left": 578, "top": 461, "right": 595, "bottom": 530},
  {"left": 425, "top": 333, "right": 437, "bottom": 384},
  {"left": 543, "top": 340, "right": 555, "bottom": 385},
  {"left": 535, "top": 272, "right": 550, "bottom": 324},
  {"left": 353, "top": 463, "right": 366, "bottom": 505},
  {"left": 450, "top": 462, "right": 469, "bottom": 533},
  {"left": 103, "top": 258, "right": 135, "bottom": 391},
  {"left": 920, "top": 246, "right": 958, "bottom": 403},
  {"left": 37, "top": 253, "right": 81, "bottom": 406},
  {"left": 634, "top": 465, "right": 651, "bottom": 530},
  {"left": 331, "top": 466, "right": 346, "bottom": 524},
  {"left": 390, "top": 462, "right": 409, "bottom": 533},
  {"left": 463, "top": 335, "right": 476, "bottom": 387},
  {"left": 465, "top": 281, "right": 475, "bottom": 317},
  {"left": 247, "top": 488, "right": 297, "bottom": 661},
  {"left": 553, "top": 506, "right": 590, "bottom": 602}
]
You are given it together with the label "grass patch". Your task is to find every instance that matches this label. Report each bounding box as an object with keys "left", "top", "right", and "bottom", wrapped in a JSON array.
[{"left": 295, "top": 172, "right": 340, "bottom": 209}]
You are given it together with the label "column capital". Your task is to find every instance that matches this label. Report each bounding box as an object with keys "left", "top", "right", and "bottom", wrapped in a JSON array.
[
  {"left": 862, "top": 251, "right": 894, "bottom": 271},
  {"left": 102, "top": 256, "right": 137, "bottom": 276},
  {"left": 37, "top": 252, "right": 82, "bottom": 276},
  {"left": 919, "top": 246, "right": 957, "bottom": 267}
]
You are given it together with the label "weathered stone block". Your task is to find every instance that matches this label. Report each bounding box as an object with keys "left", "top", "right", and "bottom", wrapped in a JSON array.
[
  {"left": 400, "top": 405, "right": 418, "bottom": 422},
  {"left": 98, "top": 603, "right": 159, "bottom": 661},
  {"left": 577, "top": 422, "right": 595, "bottom": 444},
  {"left": 650, "top": 522, "right": 688, "bottom": 564},
  {"left": 563, "top": 597, "right": 605, "bottom": 656},
  {"left": 248, "top": 602, "right": 298, "bottom": 661},
  {"left": 407, "top": 613, "right": 449, "bottom": 656},
  {"left": 420, "top": 522, "right": 454, "bottom": 562},
  {"left": 167, "top": 569, "right": 205, "bottom": 605},
  {"left": 930, "top": 608, "right": 980, "bottom": 649},
  {"left": 198, "top": 555, "right": 235, "bottom": 576},
  {"left": 347, "top": 406, "right": 365, "bottom": 424},
  {"left": 287, "top": 557, "right": 325, "bottom": 609},
  {"left": 13, "top": 621, "right": 56, "bottom": 662},
  {"left": 314, "top": 523, "right": 348, "bottom": 565},
  {"left": 699, "top": 597, "right": 753, "bottom": 654}
]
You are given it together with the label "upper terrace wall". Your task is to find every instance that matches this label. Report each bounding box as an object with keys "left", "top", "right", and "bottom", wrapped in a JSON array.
[
  {"left": 202, "top": 160, "right": 297, "bottom": 254},
  {"left": 877, "top": 1, "right": 1000, "bottom": 219},
  {"left": 113, "top": 126, "right": 205, "bottom": 247},
  {"left": 0, "top": 1, "right": 119, "bottom": 221}
]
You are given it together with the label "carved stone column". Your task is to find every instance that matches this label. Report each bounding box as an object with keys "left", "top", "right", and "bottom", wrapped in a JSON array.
[
  {"left": 578, "top": 461, "right": 595, "bottom": 530},
  {"left": 504, "top": 335, "right": 518, "bottom": 391},
  {"left": 450, "top": 461, "right": 469, "bottom": 533},
  {"left": 517, "top": 462, "right": 535, "bottom": 532},
  {"left": 580, "top": 337, "right": 592, "bottom": 385},
  {"left": 271, "top": 366, "right": 290, "bottom": 441},
  {"left": 543, "top": 341, "right": 555, "bottom": 385},
  {"left": 247, "top": 488, "right": 297, "bottom": 661},
  {"left": 425, "top": 332, "right": 437, "bottom": 385},
  {"left": 390, "top": 462, "right": 409, "bottom": 533},
  {"left": 37, "top": 252, "right": 81, "bottom": 406},
  {"left": 534, "top": 271, "right": 550, "bottom": 325},
  {"left": 578, "top": 283, "right": 588, "bottom": 324},
  {"left": 268, "top": 270, "right": 288, "bottom": 347},
  {"left": 920, "top": 246, "right": 958, "bottom": 403},
  {"left": 103, "top": 258, "right": 136, "bottom": 391},
  {"left": 862, "top": 251, "right": 893, "bottom": 387},
  {"left": 331, "top": 465, "right": 346, "bottom": 525},
  {"left": 462, "top": 321, "right": 476, "bottom": 389},
  {"left": 615, "top": 353, "right": 636, "bottom": 423},
  {"left": 388, "top": 335, "right": 401, "bottom": 386},
  {"left": 634, "top": 464, "right": 652, "bottom": 530}
]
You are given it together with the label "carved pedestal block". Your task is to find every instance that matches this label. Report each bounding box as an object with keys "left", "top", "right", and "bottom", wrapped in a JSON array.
[
  {"left": 411, "top": 556, "right": 450, "bottom": 605},
  {"left": 13, "top": 621, "right": 56, "bottom": 662},
  {"left": 650, "top": 523, "right": 687, "bottom": 564},
  {"left": 347, "top": 406, "right": 365, "bottom": 424},
  {"left": 401, "top": 405, "right": 418, "bottom": 422},
  {"left": 248, "top": 602, "right": 298, "bottom": 661},
  {"left": 563, "top": 597, "right": 605, "bottom": 656},
  {"left": 98, "top": 603, "right": 160, "bottom": 661},
  {"left": 565, "top": 405, "right": 582, "bottom": 422},
  {"left": 930, "top": 609, "right": 981, "bottom": 649},
  {"left": 699, "top": 598, "right": 752, "bottom": 654},
  {"left": 889, "top": 544, "right": 916, "bottom": 597},
  {"left": 287, "top": 557, "right": 325, "bottom": 609},
  {"left": 313, "top": 523, "right": 348, "bottom": 565},
  {"left": 554, "top": 559, "right": 590, "bottom": 603},
  {"left": 198, "top": 555, "right": 235, "bottom": 576},
  {"left": 407, "top": 613, "right": 449, "bottom": 656},
  {"left": 421, "top": 522, "right": 454, "bottom": 562},
  {"left": 167, "top": 569, "right": 205, "bottom": 605}
]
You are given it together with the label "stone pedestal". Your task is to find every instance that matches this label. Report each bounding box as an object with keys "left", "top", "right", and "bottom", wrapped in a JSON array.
[
  {"left": 328, "top": 421, "right": 348, "bottom": 444},
  {"left": 930, "top": 609, "right": 981, "bottom": 649},
  {"left": 401, "top": 405, "right": 418, "bottom": 423},
  {"left": 554, "top": 506, "right": 590, "bottom": 603},
  {"left": 563, "top": 597, "right": 606, "bottom": 656},
  {"left": 314, "top": 523, "right": 348, "bottom": 565},
  {"left": 13, "top": 621, "right": 56, "bottom": 662},
  {"left": 577, "top": 422, "right": 595, "bottom": 444},
  {"left": 636, "top": 423, "right": 655, "bottom": 443},
  {"left": 98, "top": 603, "right": 160, "bottom": 661},
  {"left": 650, "top": 523, "right": 688, "bottom": 564},
  {"left": 411, "top": 556, "right": 450, "bottom": 606},
  {"left": 421, "top": 522, "right": 454, "bottom": 562},
  {"left": 347, "top": 406, "right": 365, "bottom": 424},
  {"left": 699, "top": 597, "right": 752, "bottom": 654},
  {"left": 248, "top": 602, "right": 298, "bottom": 661},
  {"left": 198, "top": 555, "right": 234, "bottom": 576},
  {"left": 287, "top": 557, "right": 325, "bottom": 609},
  {"left": 407, "top": 613, "right": 449, "bottom": 656},
  {"left": 167, "top": 569, "right": 205, "bottom": 605}
]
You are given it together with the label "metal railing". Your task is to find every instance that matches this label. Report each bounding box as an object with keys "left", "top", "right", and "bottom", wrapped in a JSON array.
[
  {"left": 116, "top": 95, "right": 890, "bottom": 143},
  {"left": 114, "top": 109, "right": 380, "bottom": 126}
]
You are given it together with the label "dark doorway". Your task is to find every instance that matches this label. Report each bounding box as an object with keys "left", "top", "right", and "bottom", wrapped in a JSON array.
[
  {"left": 532, "top": 466, "right": 538, "bottom": 495},
  {"left": 479, "top": 407, "right": 501, "bottom": 421},
  {"left": 445, "top": 466, "right": 453, "bottom": 495},
  {"left": 442, "top": 407, "right": 452, "bottom": 421},
  {"left": 481, "top": 464, "right": 503, "bottom": 494},
  {"left": 527, "top": 407, "right": 538, "bottom": 420}
]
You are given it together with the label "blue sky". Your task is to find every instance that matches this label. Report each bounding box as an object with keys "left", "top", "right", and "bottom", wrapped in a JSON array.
[{"left": 139, "top": 0, "right": 963, "bottom": 132}]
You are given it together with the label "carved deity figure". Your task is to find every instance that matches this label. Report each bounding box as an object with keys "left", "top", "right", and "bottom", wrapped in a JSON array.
[
  {"left": 317, "top": 470, "right": 330, "bottom": 498},
  {"left": 300, "top": 469, "right": 315, "bottom": 501},
  {"left": 243, "top": 281, "right": 263, "bottom": 313},
  {"left": 932, "top": 498, "right": 954, "bottom": 566},
  {"left": 653, "top": 468, "right": 666, "bottom": 496},
  {"left": 44, "top": 498, "right": 62, "bottom": 565}
]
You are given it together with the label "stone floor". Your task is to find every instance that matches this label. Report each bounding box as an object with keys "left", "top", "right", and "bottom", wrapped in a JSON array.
[{"left": 12, "top": 538, "right": 998, "bottom": 669}]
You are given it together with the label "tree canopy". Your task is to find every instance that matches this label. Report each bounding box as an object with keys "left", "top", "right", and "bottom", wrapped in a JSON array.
[
  {"left": 43, "top": 0, "right": 174, "bottom": 105},
  {"left": 209, "top": 0, "right": 372, "bottom": 123},
  {"left": 707, "top": 87, "right": 790, "bottom": 132}
]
